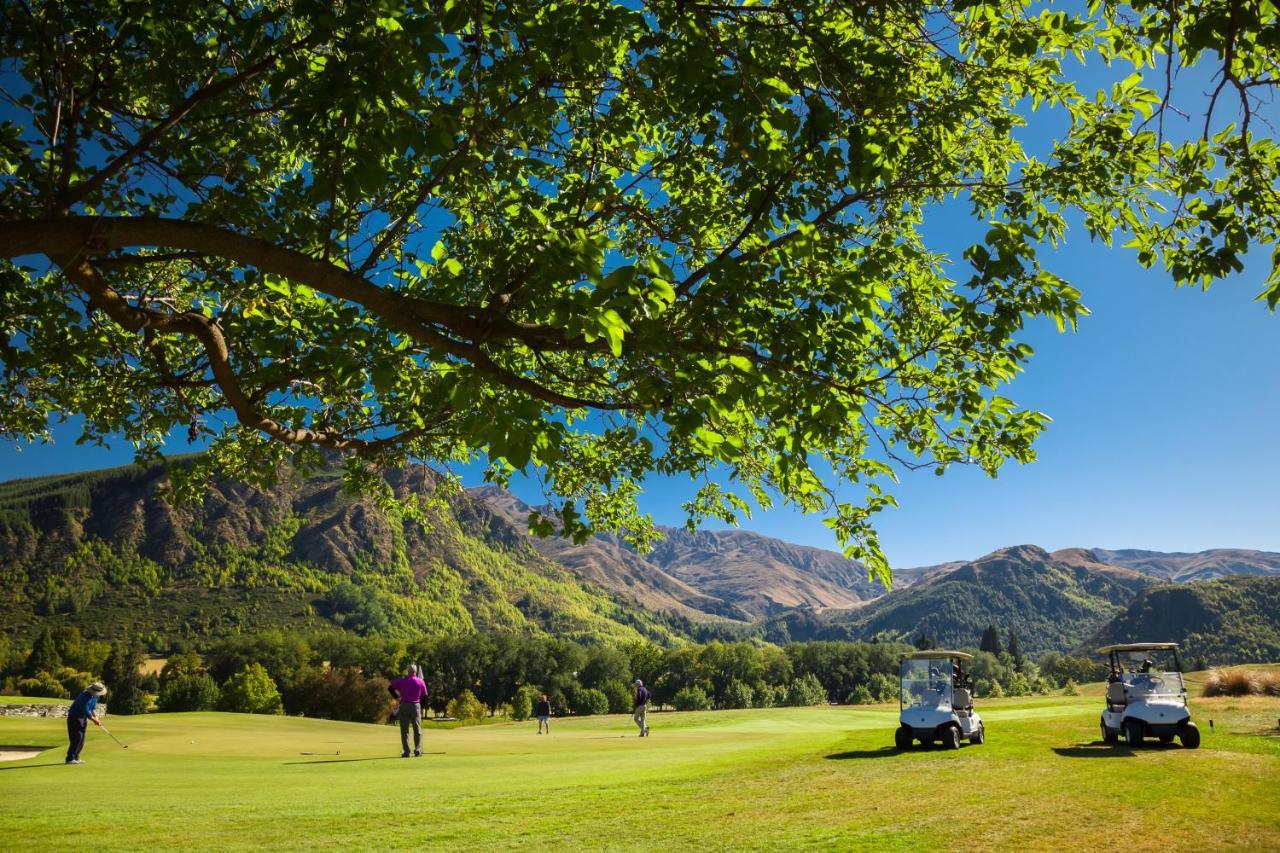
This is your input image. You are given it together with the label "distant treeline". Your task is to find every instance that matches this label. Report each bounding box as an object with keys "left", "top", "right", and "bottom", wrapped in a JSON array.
[{"left": 1, "top": 627, "right": 1111, "bottom": 724}]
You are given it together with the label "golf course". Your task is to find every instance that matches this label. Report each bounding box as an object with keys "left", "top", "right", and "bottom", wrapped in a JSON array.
[{"left": 2, "top": 687, "right": 1277, "bottom": 851}]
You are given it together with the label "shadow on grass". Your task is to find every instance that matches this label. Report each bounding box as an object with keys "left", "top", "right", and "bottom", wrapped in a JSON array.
[
  {"left": 285, "top": 753, "right": 446, "bottom": 765},
  {"left": 825, "top": 746, "right": 904, "bottom": 760},
  {"left": 0, "top": 762, "right": 64, "bottom": 772},
  {"left": 1052, "top": 741, "right": 1138, "bottom": 758}
]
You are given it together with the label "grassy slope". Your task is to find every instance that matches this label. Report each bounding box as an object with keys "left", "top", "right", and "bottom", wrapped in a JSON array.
[{"left": 1, "top": 692, "right": 1277, "bottom": 851}]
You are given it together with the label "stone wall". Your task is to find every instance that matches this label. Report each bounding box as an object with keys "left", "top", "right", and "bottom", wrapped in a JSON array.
[{"left": 0, "top": 703, "right": 107, "bottom": 718}]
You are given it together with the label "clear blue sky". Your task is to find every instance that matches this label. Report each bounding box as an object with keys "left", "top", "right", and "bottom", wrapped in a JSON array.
[{"left": 3, "top": 47, "right": 1278, "bottom": 569}]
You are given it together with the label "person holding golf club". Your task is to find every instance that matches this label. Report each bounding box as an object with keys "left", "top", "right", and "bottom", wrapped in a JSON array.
[
  {"left": 632, "top": 678, "right": 650, "bottom": 738},
  {"left": 387, "top": 664, "right": 429, "bottom": 757},
  {"left": 65, "top": 682, "right": 106, "bottom": 765}
]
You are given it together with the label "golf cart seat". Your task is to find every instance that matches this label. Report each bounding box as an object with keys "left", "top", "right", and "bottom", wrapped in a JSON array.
[
  {"left": 1106, "top": 681, "right": 1126, "bottom": 707},
  {"left": 954, "top": 688, "right": 972, "bottom": 709}
]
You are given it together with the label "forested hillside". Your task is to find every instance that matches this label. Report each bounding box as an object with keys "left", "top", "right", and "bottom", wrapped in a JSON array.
[
  {"left": 0, "top": 461, "right": 682, "bottom": 646},
  {"left": 1084, "top": 576, "right": 1280, "bottom": 664}
]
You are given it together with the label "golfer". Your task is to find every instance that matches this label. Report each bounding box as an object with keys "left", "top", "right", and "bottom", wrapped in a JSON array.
[
  {"left": 387, "top": 665, "right": 429, "bottom": 757},
  {"left": 66, "top": 682, "right": 106, "bottom": 765},
  {"left": 535, "top": 693, "right": 551, "bottom": 734},
  {"left": 632, "top": 678, "right": 650, "bottom": 737}
]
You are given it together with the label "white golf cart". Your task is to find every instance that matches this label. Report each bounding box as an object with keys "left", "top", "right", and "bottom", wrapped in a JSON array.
[
  {"left": 1098, "top": 642, "right": 1200, "bottom": 749},
  {"left": 895, "top": 650, "right": 984, "bottom": 750}
]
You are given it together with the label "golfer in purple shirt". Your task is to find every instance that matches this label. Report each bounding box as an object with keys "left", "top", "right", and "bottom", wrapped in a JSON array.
[{"left": 388, "top": 665, "right": 429, "bottom": 757}]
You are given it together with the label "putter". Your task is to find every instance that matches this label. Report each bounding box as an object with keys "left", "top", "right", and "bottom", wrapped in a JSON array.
[{"left": 99, "top": 723, "right": 128, "bottom": 749}]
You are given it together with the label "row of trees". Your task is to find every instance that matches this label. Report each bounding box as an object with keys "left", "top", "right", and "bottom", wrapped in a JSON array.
[{"left": 2, "top": 628, "right": 1108, "bottom": 724}]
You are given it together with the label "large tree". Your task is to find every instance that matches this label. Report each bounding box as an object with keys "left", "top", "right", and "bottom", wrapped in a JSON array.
[{"left": 1, "top": 1, "right": 1277, "bottom": 582}]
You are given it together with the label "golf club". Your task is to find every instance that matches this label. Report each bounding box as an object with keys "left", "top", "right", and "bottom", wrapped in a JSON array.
[{"left": 99, "top": 723, "right": 128, "bottom": 749}]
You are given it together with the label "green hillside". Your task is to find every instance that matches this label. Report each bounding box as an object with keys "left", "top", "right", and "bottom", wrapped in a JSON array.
[
  {"left": 0, "top": 460, "right": 678, "bottom": 647},
  {"left": 1084, "top": 576, "right": 1280, "bottom": 664},
  {"left": 774, "top": 545, "right": 1151, "bottom": 654}
]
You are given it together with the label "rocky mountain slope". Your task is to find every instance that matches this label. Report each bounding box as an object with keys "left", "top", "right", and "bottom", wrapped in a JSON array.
[{"left": 1058, "top": 548, "right": 1280, "bottom": 582}]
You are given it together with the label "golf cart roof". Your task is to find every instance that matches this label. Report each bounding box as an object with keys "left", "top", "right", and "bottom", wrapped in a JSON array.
[
  {"left": 1095, "top": 643, "right": 1179, "bottom": 653},
  {"left": 902, "top": 650, "right": 973, "bottom": 661}
]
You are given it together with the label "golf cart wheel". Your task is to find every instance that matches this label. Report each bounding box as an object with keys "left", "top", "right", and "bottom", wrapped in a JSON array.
[
  {"left": 1123, "top": 719, "right": 1143, "bottom": 747},
  {"left": 1101, "top": 718, "right": 1118, "bottom": 745},
  {"left": 894, "top": 726, "right": 912, "bottom": 750},
  {"left": 1179, "top": 722, "right": 1201, "bottom": 750},
  {"left": 943, "top": 726, "right": 961, "bottom": 750},
  {"left": 971, "top": 724, "right": 985, "bottom": 746}
]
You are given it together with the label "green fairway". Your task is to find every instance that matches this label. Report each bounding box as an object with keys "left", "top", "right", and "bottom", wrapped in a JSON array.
[{"left": 2, "top": 693, "right": 1277, "bottom": 851}]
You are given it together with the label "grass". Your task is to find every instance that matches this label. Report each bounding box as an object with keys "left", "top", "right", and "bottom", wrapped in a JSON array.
[
  {"left": 1, "top": 691, "right": 1277, "bottom": 851},
  {"left": 0, "top": 695, "right": 69, "bottom": 705}
]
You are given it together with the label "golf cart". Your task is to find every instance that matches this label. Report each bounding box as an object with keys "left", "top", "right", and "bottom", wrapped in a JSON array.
[
  {"left": 895, "top": 651, "right": 984, "bottom": 750},
  {"left": 1097, "top": 643, "right": 1199, "bottom": 749}
]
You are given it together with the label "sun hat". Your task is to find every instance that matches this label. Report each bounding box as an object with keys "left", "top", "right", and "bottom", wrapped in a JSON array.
[{"left": 88, "top": 682, "right": 107, "bottom": 695}]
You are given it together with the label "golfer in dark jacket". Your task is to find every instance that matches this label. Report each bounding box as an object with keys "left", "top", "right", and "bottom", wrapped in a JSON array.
[
  {"left": 534, "top": 694, "right": 551, "bottom": 734},
  {"left": 66, "top": 682, "right": 106, "bottom": 764},
  {"left": 387, "top": 665, "right": 428, "bottom": 757},
  {"left": 632, "top": 679, "right": 650, "bottom": 737}
]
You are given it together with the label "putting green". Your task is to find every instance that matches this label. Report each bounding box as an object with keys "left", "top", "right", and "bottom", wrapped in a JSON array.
[{"left": 1, "top": 694, "right": 1277, "bottom": 850}]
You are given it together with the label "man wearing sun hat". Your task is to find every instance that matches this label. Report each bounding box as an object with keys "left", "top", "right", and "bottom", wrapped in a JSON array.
[{"left": 65, "top": 682, "right": 106, "bottom": 765}]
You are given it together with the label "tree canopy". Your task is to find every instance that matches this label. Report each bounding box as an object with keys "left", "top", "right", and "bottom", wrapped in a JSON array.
[{"left": 1, "top": 1, "right": 1277, "bottom": 582}]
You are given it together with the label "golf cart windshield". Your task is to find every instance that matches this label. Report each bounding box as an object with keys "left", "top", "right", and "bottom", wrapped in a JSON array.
[
  {"left": 1122, "top": 669, "right": 1185, "bottom": 698},
  {"left": 900, "top": 658, "right": 953, "bottom": 709}
]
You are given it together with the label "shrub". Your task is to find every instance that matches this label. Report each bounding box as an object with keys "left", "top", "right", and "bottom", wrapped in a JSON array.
[
  {"left": 511, "top": 685, "right": 539, "bottom": 722},
  {"left": 721, "top": 679, "right": 754, "bottom": 710},
  {"left": 159, "top": 674, "right": 221, "bottom": 712},
  {"left": 1203, "top": 668, "right": 1280, "bottom": 697},
  {"left": 218, "top": 663, "right": 283, "bottom": 714},
  {"left": 866, "top": 673, "right": 898, "bottom": 703},
  {"left": 785, "top": 673, "right": 827, "bottom": 707},
  {"left": 601, "top": 679, "right": 633, "bottom": 714},
  {"left": 573, "top": 687, "right": 610, "bottom": 717},
  {"left": 281, "top": 667, "right": 392, "bottom": 723},
  {"left": 53, "top": 666, "right": 94, "bottom": 697},
  {"left": 1063, "top": 679, "right": 1080, "bottom": 696},
  {"left": 18, "top": 671, "right": 68, "bottom": 699},
  {"left": 671, "top": 686, "right": 712, "bottom": 711},
  {"left": 845, "top": 685, "right": 874, "bottom": 705},
  {"left": 445, "top": 690, "right": 488, "bottom": 724},
  {"left": 753, "top": 683, "right": 782, "bottom": 708}
]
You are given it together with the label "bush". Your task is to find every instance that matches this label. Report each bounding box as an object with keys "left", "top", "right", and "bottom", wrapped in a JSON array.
[
  {"left": 721, "top": 679, "right": 754, "bottom": 710},
  {"left": 785, "top": 673, "right": 827, "bottom": 707},
  {"left": 18, "top": 671, "right": 68, "bottom": 699},
  {"left": 445, "top": 690, "right": 488, "bottom": 724},
  {"left": 845, "top": 685, "right": 874, "bottom": 705},
  {"left": 53, "top": 666, "right": 94, "bottom": 697},
  {"left": 511, "top": 685, "right": 539, "bottom": 722},
  {"left": 1062, "top": 679, "right": 1080, "bottom": 697},
  {"left": 865, "top": 673, "right": 898, "bottom": 703},
  {"left": 671, "top": 686, "right": 712, "bottom": 711},
  {"left": 601, "top": 679, "right": 633, "bottom": 714},
  {"left": 573, "top": 687, "right": 610, "bottom": 717},
  {"left": 753, "top": 683, "right": 782, "bottom": 708},
  {"left": 158, "top": 674, "right": 221, "bottom": 712},
  {"left": 1203, "top": 667, "right": 1280, "bottom": 697},
  {"left": 218, "top": 663, "right": 283, "bottom": 714},
  {"left": 282, "top": 667, "right": 391, "bottom": 722}
]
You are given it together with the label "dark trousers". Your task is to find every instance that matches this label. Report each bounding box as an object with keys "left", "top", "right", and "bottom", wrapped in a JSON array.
[
  {"left": 66, "top": 716, "right": 88, "bottom": 762},
  {"left": 397, "top": 702, "right": 422, "bottom": 754}
]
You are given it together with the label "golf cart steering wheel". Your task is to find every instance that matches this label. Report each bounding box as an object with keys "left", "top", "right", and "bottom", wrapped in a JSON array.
[{"left": 1144, "top": 676, "right": 1164, "bottom": 690}]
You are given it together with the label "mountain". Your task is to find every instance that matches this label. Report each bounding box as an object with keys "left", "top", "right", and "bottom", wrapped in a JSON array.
[
  {"left": 468, "top": 486, "right": 745, "bottom": 620},
  {"left": 773, "top": 545, "right": 1153, "bottom": 655},
  {"left": 0, "top": 461, "right": 683, "bottom": 646},
  {"left": 470, "top": 487, "right": 882, "bottom": 619},
  {"left": 1082, "top": 575, "right": 1280, "bottom": 664},
  {"left": 1058, "top": 548, "right": 1280, "bottom": 582}
]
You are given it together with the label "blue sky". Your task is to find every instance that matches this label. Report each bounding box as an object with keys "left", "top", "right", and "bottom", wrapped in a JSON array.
[{"left": 2, "top": 37, "right": 1278, "bottom": 569}]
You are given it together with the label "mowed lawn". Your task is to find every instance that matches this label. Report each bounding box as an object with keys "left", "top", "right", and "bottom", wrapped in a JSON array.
[{"left": 1, "top": 693, "right": 1278, "bottom": 851}]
